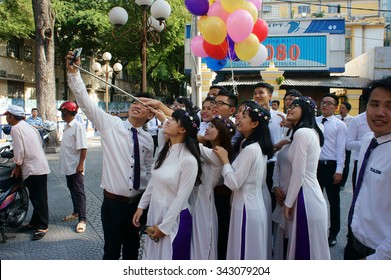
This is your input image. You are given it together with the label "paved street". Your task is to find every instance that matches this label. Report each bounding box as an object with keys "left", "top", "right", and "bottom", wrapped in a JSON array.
[{"left": 0, "top": 136, "right": 352, "bottom": 260}]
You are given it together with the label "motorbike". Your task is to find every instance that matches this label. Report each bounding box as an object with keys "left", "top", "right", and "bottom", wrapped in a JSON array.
[
  {"left": 0, "top": 150, "right": 29, "bottom": 243},
  {"left": 0, "top": 125, "right": 13, "bottom": 164}
]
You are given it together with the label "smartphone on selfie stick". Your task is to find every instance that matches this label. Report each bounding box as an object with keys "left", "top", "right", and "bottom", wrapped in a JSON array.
[{"left": 69, "top": 47, "right": 82, "bottom": 65}]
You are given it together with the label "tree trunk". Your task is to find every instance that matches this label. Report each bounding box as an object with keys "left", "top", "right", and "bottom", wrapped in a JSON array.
[{"left": 32, "top": 0, "right": 56, "bottom": 122}]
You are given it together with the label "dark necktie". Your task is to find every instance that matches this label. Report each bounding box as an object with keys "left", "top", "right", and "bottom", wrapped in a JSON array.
[
  {"left": 341, "top": 117, "right": 345, "bottom": 121},
  {"left": 131, "top": 127, "right": 140, "bottom": 190},
  {"left": 322, "top": 117, "right": 328, "bottom": 124},
  {"left": 348, "top": 138, "right": 379, "bottom": 225}
]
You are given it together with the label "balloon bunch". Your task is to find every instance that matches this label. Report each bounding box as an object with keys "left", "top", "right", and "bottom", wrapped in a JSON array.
[{"left": 187, "top": 0, "right": 269, "bottom": 71}]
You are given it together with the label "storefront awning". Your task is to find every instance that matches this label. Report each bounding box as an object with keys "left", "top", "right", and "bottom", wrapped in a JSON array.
[{"left": 216, "top": 76, "right": 371, "bottom": 89}]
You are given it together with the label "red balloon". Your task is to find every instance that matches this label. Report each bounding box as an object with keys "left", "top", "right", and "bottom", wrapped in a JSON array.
[
  {"left": 252, "top": 19, "right": 269, "bottom": 43},
  {"left": 203, "top": 40, "right": 229, "bottom": 60}
]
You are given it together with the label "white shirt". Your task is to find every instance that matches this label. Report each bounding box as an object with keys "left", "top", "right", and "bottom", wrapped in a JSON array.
[
  {"left": 268, "top": 109, "right": 286, "bottom": 162},
  {"left": 316, "top": 115, "right": 347, "bottom": 174},
  {"left": 336, "top": 114, "right": 353, "bottom": 128},
  {"left": 198, "top": 121, "right": 210, "bottom": 136},
  {"left": 147, "top": 116, "right": 160, "bottom": 136},
  {"left": 11, "top": 120, "right": 50, "bottom": 180},
  {"left": 346, "top": 112, "right": 371, "bottom": 161},
  {"left": 351, "top": 132, "right": 391, "bottom": 260},
  {"left": 60, "top": 118, "right": 88, "bottom": 176},
  {"left": 67, "top": 72, "right": 154, "bottom": 197}
]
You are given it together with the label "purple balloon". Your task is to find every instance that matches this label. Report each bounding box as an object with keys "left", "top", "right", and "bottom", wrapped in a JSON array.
[
  {"left": 226, "top": 35, "right": 239, "bottom": 61},
  {"left": 185, "top": 0, "right": 209, "bottom": 16}
]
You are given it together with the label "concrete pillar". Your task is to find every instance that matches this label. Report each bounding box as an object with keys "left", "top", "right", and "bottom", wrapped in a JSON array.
[
  {"left": 201, "top": 63, "right": 217, "bottom": 101},
  {"left": 260, "top": 62, "right": 285, "bottom": 108}
]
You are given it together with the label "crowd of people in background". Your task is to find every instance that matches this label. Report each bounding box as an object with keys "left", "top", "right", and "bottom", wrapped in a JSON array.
[{"left": 3, "top": 50, "right": 390, "bottom": 261}]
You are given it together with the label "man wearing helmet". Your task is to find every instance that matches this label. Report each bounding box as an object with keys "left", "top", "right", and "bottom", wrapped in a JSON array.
[
  {"left": 58, "top": 101, "right": 88, "bottom": 234},
  {"left": 66, "top": 51, "right": 155, "bottom": 260}
]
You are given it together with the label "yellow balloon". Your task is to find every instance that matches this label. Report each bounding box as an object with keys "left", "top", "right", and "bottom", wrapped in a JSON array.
[
  {"left": 243, "top": 1, "right": 258, "bottom": 23},
  {"left": 208, "top": 0, "right": 216, "bottom": 5},
  {"left": 202, "top": 16, "right": 227, "bottom": 45},
  {"left": 221, "top": 0, "right": 246, "bottom": 13},
  {"left": 234, "top": 34, "right": 260, "bottom": 61},
  {"left": 198, "top": 16, "right": 208, "bottom": 34}
]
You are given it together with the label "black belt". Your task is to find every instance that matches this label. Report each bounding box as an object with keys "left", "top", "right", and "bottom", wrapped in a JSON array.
[
  {"left": 103, "top": 190, "right": 142, "bottom": 204},
  {"left": 318, "top": 160, "right": 337, "bottom": 165},
  {"left": 353, "top": 236, "right": 375, "bottom": 257}
]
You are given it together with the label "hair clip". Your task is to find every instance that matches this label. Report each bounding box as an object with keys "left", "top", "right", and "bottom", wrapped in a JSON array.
[{"left": 214, "top": 115, "right": 234, "bottom": 133}]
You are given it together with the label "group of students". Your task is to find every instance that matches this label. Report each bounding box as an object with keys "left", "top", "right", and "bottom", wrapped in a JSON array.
[{"left": 66, "top": 51, "right": 391, "bottom": 260}]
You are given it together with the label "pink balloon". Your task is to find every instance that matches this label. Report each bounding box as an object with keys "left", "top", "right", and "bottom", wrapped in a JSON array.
[
  {"left": 208, "top": 2, "right": 230, "bottom": 23},
  {"left": 226, "top": 9, "right": 254, "bottom": 43},
  {"left": 191, "top": 36, "right": 208, "bottom": 58},
  {"left": 247, "top": 0, "right": 262, "bottom": 11}
]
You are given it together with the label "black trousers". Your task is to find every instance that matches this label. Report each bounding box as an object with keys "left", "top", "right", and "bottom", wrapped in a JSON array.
[
  {"left": 341, "top": 150, "right": 351, "bottom": 187},
  {"left": 25, "top": 174, "right": 49, "bottom": 230},
  {"left": 352, "top": 160, "right": 358, "bottom": 190},
  {"left": 317, "top": 161, "right": 340, "bottom": 238},
  {"left": 101, "top": 195, "right": 146, "bottom": 260},
  {"left": 214, "top": 185, "right": 231, "bottom": 260},
  {"left": 65, "top": 173, "right": 86, "bottom": 222}
]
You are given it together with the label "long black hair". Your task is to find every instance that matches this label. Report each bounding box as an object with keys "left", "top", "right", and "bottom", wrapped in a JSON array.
[
  {"left": 290, "top": 96, "right": 324, "bottom": 147},
  {"left": 155, "top": 109, "right": 202, "bottom": 186},
  {"left": 235, "top": 101, "right": 274, "bottom": 159}
]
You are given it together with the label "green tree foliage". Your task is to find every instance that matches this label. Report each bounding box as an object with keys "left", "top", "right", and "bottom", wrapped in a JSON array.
[
  {"left": 105, "top": 0, "right": 191, "bottom": 97},
  {"left": 0, "top": 0, "right": 35, "bottom": 39}
]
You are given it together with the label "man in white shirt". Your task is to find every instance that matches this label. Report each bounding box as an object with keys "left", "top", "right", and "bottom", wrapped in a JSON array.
[
  {"left": 336, "top": 101, "right": 353, "bottom": 189},
  {"left": 58, "top": 101, "right": 88, "bottom": 233},
  {"left": 253, "top": 82, "right": 286, "bottom": 211},
  {"left": 345, "top": 112, "right": 371, "bottom": 189},
  {"left": 147, "top": 115, "right": 161, "bottom": 157},
  {"left": 344, "top": 76, "right": 391, "bottom": 259},
  {"left": 316, "top": 93, "right": 347, "bottom": 247},
  {"left": 4, "top": 105, "right": 50, "bottom": 241},
  {"left": 66, "top": 51, "right": 155, "bottom": 260}
]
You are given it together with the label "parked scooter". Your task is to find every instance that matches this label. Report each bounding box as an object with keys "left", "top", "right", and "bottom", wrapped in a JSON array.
[
  {"left": 0, "top": 125, "right": 13, "bottom": 164},
  {"left": 0, "top": 150, "right": 29, "bottom": 243},
  {"left": 41, "top": 120, "right": 57, "bottom": 148}
]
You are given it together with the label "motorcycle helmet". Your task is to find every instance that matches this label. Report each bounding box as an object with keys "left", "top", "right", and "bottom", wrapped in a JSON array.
[
  {"left": 1, "top": 124, "right": 11, "bottom": 135},
  {"left": 58, "top": 101, "right": 78, "bottom": 112},
  {"left": 43, "top": 120, "right": 57, "bottom": 132}
]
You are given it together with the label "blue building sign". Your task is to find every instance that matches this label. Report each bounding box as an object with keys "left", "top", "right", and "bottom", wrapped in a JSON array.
[{"left": 220, "top": 35, "right": 328, "bottom": 70}]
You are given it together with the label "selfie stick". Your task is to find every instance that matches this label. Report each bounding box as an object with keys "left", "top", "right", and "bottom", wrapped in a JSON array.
[{"left": 72, "top": 63, "right": 146, "bottom": 106}]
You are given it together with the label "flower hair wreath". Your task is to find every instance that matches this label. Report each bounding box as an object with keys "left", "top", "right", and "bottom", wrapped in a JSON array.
[
  {"left": 294, "top": 96, "right": 317, "bottom": 110},
  {"left": 244, "top": 106, "right": 270, "bottom": 122},
  {"left": 184, "top": 111, "right": 199, "bottom": 130},
  {"left": 214, "top": 115, "right": 234, "bottom": 133}
]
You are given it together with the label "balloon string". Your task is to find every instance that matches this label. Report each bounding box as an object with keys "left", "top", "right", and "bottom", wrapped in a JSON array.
[{"left": 226, "top": 39, "right": 238, "bottom": 96}]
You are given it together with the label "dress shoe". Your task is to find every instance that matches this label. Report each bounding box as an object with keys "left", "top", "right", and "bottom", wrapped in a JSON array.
[{"left": 328, "top": 236, "right": 337, "bottom": 247}]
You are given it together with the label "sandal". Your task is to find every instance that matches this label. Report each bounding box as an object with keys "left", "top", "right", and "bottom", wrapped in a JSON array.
[
  {"left": 62, "top": 214, "right": 78, "bottom": 222},
  {"left": 76, "top": 222, "right": 86, "bottom": 233},
  {"left": 32, "top": 229, "right": 48, "bottom": 240}
]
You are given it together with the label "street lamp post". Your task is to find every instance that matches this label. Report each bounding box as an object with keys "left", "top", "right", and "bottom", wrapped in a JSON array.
[
  {"left": 108, "top": 0, "right": 171, "bottom": 93},
  {"left": 92, "top": 52, "right": 123, "bottom": 112}
]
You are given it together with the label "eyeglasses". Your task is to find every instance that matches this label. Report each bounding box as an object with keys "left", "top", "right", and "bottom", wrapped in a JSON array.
[
  {"left": 288, "top": 103, "right": 300, "bottom": 110},
  {"left": 320, "top": 101, "right": 336, "bottom": 107},
  {"left": 215, "top": 100, "right": 233, "bottom": 107}
]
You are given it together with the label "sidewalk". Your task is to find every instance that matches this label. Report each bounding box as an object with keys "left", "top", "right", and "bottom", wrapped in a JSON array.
[
  {"left": 0, "top": 135, "right": 351, "bottom": 260},
  {"left": 0, "top": 137, "right": 105, "bottom": 260}
]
